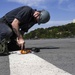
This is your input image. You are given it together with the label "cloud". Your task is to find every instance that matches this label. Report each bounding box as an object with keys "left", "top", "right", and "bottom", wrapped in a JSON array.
[
  {"left": 49, "top": 20, "right": 72, "bottom": 26},
  {"left": 7, "top": 0, "right": 45, "bottom": 6},
  {"left": 57, "top": 0, "right": 75, "bottom": 11},
  {"left": 58, "top": 0, "right": 69, "bottom": 5},
  {"left": 7, "top": 0, "right": 75, "bottom": 11}
]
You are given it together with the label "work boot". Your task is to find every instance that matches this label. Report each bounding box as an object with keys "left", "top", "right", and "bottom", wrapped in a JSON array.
[{"left": 0, "top": 39, "right": 9, "bottom": 56}]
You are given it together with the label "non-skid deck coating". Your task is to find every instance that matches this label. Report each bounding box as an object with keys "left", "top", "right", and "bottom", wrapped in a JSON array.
[{"left": 0, "top": 38, "right": 75, "bottom": 75}]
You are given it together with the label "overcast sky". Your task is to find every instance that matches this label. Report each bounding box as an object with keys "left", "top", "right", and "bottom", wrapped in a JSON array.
[{"left": 0, "top": 0, "right": 75, "bottom": 31}]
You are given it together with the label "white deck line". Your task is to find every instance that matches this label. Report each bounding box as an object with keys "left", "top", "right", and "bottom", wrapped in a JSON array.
[{"left": 9, "top": 51, "right": 71, "bottom": 75}]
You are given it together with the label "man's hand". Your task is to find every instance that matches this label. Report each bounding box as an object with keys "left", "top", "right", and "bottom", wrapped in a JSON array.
[{"left": 17, "top": 37, "right": 25, "bottom": 50}]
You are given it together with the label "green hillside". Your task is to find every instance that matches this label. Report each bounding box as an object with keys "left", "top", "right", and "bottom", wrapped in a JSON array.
[{"left": 24, "top": 23, "right": 75, "bottom": 39}]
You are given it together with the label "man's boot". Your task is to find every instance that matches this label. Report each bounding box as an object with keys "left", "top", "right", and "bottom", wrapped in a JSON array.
[{"left": 0, "top": 39, "right": 9, "bottom": 56}]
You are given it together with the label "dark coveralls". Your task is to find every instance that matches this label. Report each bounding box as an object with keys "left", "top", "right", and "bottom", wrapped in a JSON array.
[{"left": 0, "top": 6, "right": 37, "bottom": 51}]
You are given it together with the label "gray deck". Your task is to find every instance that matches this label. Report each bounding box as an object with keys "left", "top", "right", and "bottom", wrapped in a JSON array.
[{"left": 0, "top": 38, "right": 75, "bottom": 75}]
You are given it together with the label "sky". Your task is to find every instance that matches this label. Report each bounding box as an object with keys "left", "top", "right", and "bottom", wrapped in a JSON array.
[{"left": 0, "top": 0, "right": 75, "bottom": 31}]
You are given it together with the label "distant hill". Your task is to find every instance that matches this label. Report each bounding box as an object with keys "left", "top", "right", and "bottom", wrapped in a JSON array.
[{"left": 24, "top": 23, "right": 75, "bottom": 39}]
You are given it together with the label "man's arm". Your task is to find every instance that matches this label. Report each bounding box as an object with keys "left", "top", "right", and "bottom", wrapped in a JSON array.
[
  {"left": 11, "top": 18, "right": 22, "bottom": 39},
  {"left": 11, "top": 18, "right": 24, "bottom": 49}
]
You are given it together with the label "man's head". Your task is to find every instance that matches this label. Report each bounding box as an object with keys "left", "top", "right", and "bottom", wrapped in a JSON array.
[{"left": 33, "top": 10, "right": 50, "bottom": 25}]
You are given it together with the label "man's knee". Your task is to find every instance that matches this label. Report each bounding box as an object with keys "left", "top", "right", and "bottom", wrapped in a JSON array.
[
  {"left": 6, "top": 27, "right": 12, "bottom": 38},
  {"left": 1, "top": 28, "right": 13, "bottom": 41}
]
